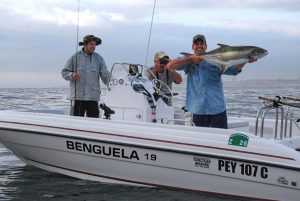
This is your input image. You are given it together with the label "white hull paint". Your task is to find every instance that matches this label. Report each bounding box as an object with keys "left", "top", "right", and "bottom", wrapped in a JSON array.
[{"left": 1, "top": 111, "right": 300, "bottom": 200}]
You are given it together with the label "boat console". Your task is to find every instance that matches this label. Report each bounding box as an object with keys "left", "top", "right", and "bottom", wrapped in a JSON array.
[{"left": 101, "top": 63, "right": 176, "bottom": 123}]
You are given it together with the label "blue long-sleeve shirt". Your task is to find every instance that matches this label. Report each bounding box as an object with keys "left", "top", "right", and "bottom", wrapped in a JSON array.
[{"left": 178, "top": 61, "right": 240, "bottom": 115}]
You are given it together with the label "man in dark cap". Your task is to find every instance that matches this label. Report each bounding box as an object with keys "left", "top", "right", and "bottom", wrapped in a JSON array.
[
  {"left": 167, "top": 34, "right": 256, "bottom": 128},
  {"left": 62, "top": 35, "right": 110, "bottom": 118}
]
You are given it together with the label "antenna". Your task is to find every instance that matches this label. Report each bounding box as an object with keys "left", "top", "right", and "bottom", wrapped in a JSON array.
[{"left": 145, "top": 0, "right": 157, "bottom": 66}]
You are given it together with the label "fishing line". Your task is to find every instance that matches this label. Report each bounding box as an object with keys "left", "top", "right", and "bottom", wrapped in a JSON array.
[
  {"left": 145, "top": 0, "right": 157, "bottom": 66},
  {"left": 75, "top": 0, "right": 80, "bottom": 70},
  {"left": 72, "top": 0, "right": 80, "bottom": 115}
]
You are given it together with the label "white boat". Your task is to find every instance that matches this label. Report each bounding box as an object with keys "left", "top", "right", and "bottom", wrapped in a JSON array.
[{"left": 1, "top": 63, "right": 300, "bottom": 200}]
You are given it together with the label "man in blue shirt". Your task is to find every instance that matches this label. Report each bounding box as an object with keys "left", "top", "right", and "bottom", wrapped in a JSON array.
[{"left": 167, "top": 34, "right": 256, "bottom": 128}]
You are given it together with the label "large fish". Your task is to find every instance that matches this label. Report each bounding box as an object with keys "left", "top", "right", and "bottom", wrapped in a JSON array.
[{"left": 180, "top": 44, "right": 268, "bottom": 74}]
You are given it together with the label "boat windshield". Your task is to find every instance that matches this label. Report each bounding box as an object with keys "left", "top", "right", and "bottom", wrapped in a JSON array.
[{"left": 107, "top": 63, "right": 154, "bottom": 90}]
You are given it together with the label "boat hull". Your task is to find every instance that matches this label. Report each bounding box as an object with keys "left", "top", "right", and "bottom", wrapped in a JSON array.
[{"left": 1, "top": 126, "right": 300, "bottom": 201}]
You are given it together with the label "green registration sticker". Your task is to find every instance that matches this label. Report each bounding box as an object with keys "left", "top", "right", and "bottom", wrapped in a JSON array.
[{"left": 228, "top": 133, "right": 249, "bottom": 147}]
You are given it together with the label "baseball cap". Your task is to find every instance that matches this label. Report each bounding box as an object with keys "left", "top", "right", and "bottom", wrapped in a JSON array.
[
  {"left": 193, "top": 34, "right": 206, "bottom": 44},
  {"left": 79, "top": 35, "right": 102, "bottom": 46},
  {"left": 154, "top": 51, "right": 169, "bottom": 61}
]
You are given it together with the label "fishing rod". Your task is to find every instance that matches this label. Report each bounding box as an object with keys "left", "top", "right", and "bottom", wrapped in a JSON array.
[
  {"left": 71, "top": 0, "right": 80, "bottom": 115},
  {"left": 75, "top": 0, "right": 80, "bottom": 72},
  {"left": 145, "top": 0, "right": 157, "bottom": 66},
  {"left": 259, "top": 96, "right": 300, "bottom": 109}
]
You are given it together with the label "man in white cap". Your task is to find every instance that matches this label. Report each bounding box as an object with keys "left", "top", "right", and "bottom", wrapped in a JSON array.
[
  {"left": 62, "top": 35, "right": 111, "bottom": 117},
  {"left": 148, "top": 51, "right": 182, "bottom": 105}
]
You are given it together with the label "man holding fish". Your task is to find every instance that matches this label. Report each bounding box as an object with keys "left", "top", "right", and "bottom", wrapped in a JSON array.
[{"left": 167, "top": 34, "right": 267, "bottom": 128}]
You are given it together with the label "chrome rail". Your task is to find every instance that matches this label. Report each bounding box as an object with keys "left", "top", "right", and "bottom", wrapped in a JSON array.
[
  {"left": 282, "top": 96, "right": 300, "bottom": 138},
  {"left": 255, "top": 96, "right": 300, "bottom": 140}
]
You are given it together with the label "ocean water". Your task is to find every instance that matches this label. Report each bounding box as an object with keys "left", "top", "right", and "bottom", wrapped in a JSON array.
[{"left": 1, "top": 79, "right": 300, "bottom": 201}]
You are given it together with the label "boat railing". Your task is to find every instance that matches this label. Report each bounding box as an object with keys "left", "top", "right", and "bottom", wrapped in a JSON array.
[
  {"left": 282, "top": 96, "right": 300, "bottom": 138},
  {"left": 255, "top": 96, "right": 300, "bottom": 140}
]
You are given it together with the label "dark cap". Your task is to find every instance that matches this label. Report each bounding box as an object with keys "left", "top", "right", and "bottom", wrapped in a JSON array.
[
  {"left": 79, "top": 35, "right": 102, "bottom": 46},
  {"left": 192, "top": 34, "right": 206, "bottom": 44}
]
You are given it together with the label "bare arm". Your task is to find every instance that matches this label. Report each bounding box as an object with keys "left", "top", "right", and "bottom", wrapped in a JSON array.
[
  {"left": 235, "top": 55, "right": 258, "bottom": 71},
  {"left": 167, "top": 55, "right": 201, "bottom": 70},
  {"left": 171, "top": 70, "right": 182, "bottom": 84}
]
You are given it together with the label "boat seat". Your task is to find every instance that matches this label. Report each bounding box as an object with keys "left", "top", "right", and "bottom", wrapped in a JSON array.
[{"left": 228, "top": 118, "right": 249, "bottom": 129}]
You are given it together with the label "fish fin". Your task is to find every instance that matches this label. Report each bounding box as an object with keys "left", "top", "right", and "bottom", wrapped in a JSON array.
[
  {"left": 181, "top": 52, "right": 206, "bottom": 61},
  {"left": 218, "top": 64, "right": 229, "bottom": 75},
  {"left": 180, "top": 52, "right": 192, "bottom": 57},
  {"left": 217, "top": 43, "right": 230, "bottom": 47}
]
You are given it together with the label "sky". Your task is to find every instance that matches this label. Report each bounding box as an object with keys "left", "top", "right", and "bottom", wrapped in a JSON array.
[{"left": 0, "top": 0, "right": 300, "bottom": 87}]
